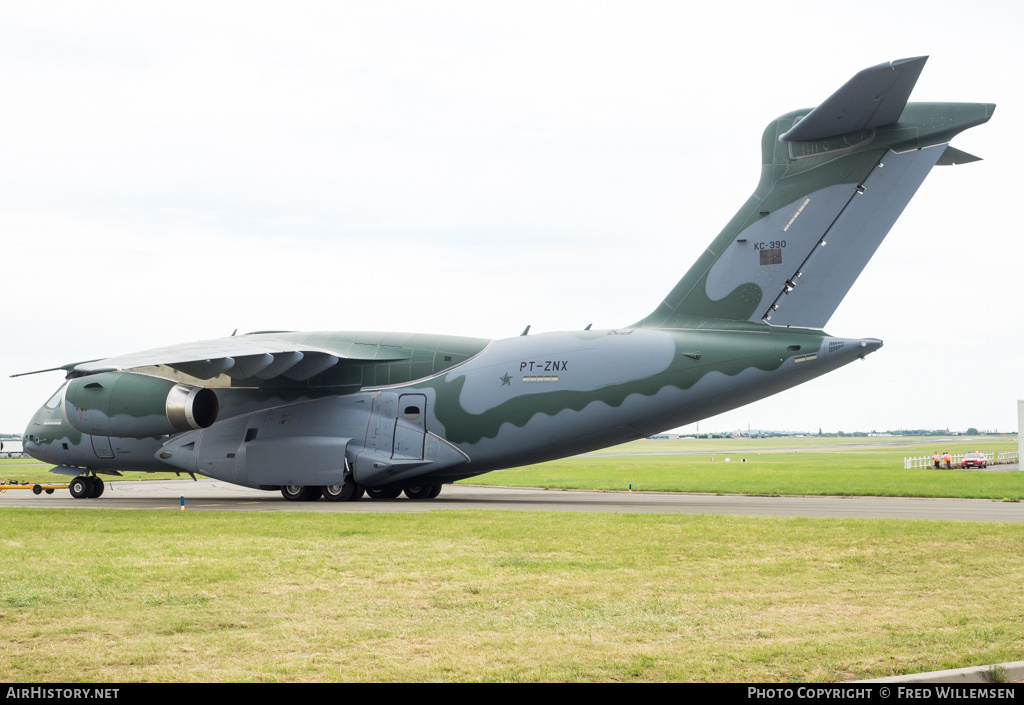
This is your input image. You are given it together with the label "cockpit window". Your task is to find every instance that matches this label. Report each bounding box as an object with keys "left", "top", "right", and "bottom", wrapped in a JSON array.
[{"left": 44, "top": 383, "right": 67, "bottom": 410}]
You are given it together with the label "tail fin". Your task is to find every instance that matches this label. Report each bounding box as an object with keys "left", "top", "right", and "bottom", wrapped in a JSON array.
[{"left": 634, "top": 57, "right": 994, "bottom": 330}]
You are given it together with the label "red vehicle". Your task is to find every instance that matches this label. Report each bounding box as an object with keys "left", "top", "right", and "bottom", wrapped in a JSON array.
[{"left": 961, "top": 452, "right": 988, "bottom": 469}]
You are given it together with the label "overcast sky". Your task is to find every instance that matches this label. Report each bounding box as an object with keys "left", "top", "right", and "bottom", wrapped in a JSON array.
[{"left": 1, "top": 1, "right": 1021, "bottom": 436}]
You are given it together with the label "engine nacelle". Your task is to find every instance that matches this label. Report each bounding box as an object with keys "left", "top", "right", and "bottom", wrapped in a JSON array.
[{"left": 64, "top": 372, "right": 219, "bottom": 438}]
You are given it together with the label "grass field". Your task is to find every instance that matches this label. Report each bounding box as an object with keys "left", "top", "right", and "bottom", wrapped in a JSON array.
[
  {"left": 465, "top": 436, "right": 1023, "bottom": 499},
  {"left": 2, "top": 509, "right": 1024, "bottom": 682},
  {"left": 2, "top": 436, "right": 1023, "bottom": 682}
]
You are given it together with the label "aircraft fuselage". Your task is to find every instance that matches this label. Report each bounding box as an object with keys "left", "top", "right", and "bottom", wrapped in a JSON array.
[{"left": 23, "top": 326, "right": 879, "bottom": 490}]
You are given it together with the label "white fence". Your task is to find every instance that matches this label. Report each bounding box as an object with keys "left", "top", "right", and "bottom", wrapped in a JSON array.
[{"left": 904, "top": 451, "right": 1019, "bottom": 470}]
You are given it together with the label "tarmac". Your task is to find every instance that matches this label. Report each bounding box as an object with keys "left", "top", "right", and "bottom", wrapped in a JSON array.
[{"left": 3, "top": 478, "right": 1024, "bottom": 521}]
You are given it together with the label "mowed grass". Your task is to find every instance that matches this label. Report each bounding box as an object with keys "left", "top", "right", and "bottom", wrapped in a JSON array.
[
  {"left": 465, "top": 438, "right": 1024, "bottom": 499},
  {"left": 2, "top": 509, "right": 1024, "bottom": 682}
]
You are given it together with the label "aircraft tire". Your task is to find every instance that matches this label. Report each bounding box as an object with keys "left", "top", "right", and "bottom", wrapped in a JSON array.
[
  {"left": 321, "top": 482, "right": 355, "bottom": 502},
  {"left": 281, "top": 485, "right": 321, "bottom": 502},
  {"left": 69, "top": 476, "right": 90, "bottom": 499},
  {"left": 403, "top": 485, "right": 436, "bottom": 500},
  {"left": 366, "top": 487, "right": 402, "bottom": 500},
  {"left": 347, "top": 484, "right": 365, "bottom": 501},
  {"left": 427, "top": 485, "right": 443, "bottom": 499},
  {"left": 88, "top": 478, "right": 105, "bottom": 499}
]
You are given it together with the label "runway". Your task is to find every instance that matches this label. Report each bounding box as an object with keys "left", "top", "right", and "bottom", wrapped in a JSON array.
[{"left": 2, "top": 479, "right": 1024, "bottom": 522}]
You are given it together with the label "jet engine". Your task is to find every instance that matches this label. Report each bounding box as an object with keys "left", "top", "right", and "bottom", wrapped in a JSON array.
[{"left": 64, "top": 371, "right": 219, "bottom": 437}]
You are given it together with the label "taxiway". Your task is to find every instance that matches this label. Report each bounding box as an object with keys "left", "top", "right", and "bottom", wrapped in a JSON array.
[{"left": 2, "top": 479, "right": 1023, "bottom": 522}]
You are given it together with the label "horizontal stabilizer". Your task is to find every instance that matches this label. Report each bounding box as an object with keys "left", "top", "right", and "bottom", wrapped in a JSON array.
[
  {"left": 779, "top": 56, "right": 927, "bottom": 142},
  {"left": 936, "top": 146, "right": 982, "bottom": 165}
]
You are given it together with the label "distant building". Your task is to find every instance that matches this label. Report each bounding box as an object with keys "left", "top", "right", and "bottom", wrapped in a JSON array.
[{"left": 0, "top": 438, "right": 24, "bottom": 459}]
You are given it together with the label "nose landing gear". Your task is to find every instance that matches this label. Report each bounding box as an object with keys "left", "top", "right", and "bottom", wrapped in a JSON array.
[{"left": 69, "top": 475, "right": 104, "bottom": 499}]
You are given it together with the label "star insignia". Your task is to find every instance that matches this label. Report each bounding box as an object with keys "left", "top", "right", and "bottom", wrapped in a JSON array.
[{"left": 500, "top": 373, "right": 512, "bottom": 387}]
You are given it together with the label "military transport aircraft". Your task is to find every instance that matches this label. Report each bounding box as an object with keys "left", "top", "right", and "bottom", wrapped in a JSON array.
[{"left": 17, "top": 57, "right": 993, "bottom": 502}]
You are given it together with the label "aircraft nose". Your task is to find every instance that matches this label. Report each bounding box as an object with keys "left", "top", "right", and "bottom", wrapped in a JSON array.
[
  {"left": 22, "top": 428, "right": 42, "bottom": 459},
  {"left": 23, "top": 405, "right": 59, "bottom": 460}
]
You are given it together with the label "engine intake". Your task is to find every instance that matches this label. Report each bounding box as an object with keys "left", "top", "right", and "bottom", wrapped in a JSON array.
[{"left": 64, "top": 372, "right": 219, "bottom": 437}]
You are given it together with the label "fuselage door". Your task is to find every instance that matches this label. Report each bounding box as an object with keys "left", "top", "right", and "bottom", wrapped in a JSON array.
[
  {"left": 393, "top": 394, "right": 426, "bottom": 460},
  {"left": 91, "top": 434, "right": 114, "bottom": 459}
]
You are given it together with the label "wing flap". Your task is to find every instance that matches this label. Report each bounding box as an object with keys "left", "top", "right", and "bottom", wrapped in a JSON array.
[
  {"left": 281, "top": 352, "right": 340, "bottom": 381},
  {"left": 170, "top": 358, "right": 235, "bottom": 380}
]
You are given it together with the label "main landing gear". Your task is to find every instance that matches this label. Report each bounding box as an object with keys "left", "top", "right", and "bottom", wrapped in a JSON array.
[
  {"left": 402, "top": 485, "right": 443, "bottom": 499},
  {"left": 280, "top": 483, "right": 443, "bottom": 502},
  {"left": 68, "top": 475, "right": 104, "bottom": 499}
]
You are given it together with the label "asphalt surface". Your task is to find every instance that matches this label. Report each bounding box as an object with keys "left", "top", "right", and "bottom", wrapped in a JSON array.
[{"left": 3, "top": 478, "right": 1024, "bottom": 521}]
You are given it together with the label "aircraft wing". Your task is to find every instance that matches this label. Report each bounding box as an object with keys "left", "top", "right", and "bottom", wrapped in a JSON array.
[{"left": 71, "top": 333, "right": 414, "bottom": 381}]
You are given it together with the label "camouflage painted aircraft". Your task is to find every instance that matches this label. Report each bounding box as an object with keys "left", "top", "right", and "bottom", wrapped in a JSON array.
[{"left": 18, "top": 57, "right": 993, "bottom": 501}]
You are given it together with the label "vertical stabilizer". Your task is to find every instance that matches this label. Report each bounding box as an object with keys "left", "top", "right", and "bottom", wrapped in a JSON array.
[{"left": 633, "top": 58, "right": 994, "bottom": 331}]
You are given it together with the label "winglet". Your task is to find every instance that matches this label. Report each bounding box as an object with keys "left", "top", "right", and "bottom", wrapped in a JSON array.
[{"left": 779, "top": 56, "right": 928, "bottom": 142}]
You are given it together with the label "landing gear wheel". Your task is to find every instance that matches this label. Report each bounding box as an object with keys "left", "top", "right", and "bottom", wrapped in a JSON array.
[
  {"left": 427, "top": 485, "right": 443, "bottom": 499},
  {"left": 322, "top": 482, "right": 355, "bottom": 502},
  {"left": 366, "top": 487, "right": 402, "bottom": 500},
  {"left": 347, "top": 484, "right": 364, "bottom": 501},
  {"left": 281, "top": 485, "right": 322, "bottom": 502},
  {"left": 88, "top": 477, "right": 104, "bottom": 498},
  {"left": 69, "top": 476, "right": 90, "bottom": 499},
  {"left": 403, "top": 485, "right": 439, "bottom": 500}
]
